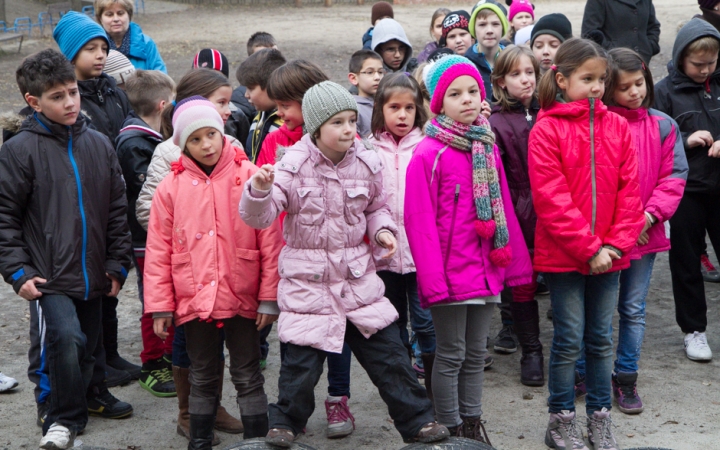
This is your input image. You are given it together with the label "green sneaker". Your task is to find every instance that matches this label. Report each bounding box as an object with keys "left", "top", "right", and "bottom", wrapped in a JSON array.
[{"left": 138, "top": 357, "right": 176, "bottom": 397}]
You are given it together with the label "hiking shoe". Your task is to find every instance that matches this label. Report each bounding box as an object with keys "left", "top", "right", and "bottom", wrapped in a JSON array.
[
  {"left": 612, "top": 372, "right": 643, "bottom": 414},
  {"left": 266, "top": 428, "right": 295, "bottom": 448},
  {"left": 575, "top": 371, "right": 587, "bottom": 399},
  {"left": 587, "top": 408, "right": 619, "bottom": 450},
  {"left": 105, "top": 364, "right": 132, "bottom": 388},
  {"left": 484, "top": 354, "right": 494, "bottom": 370},
  {"left": 701, "top": 254, "right": 720, "bottom": 283},
  {"left": 684, "top": 331, "right": 712, "bottom": 361},
  {"left": 139, "top": 357, "right": 176, "bottom": 397},
  {"left": 0, "top": 372, "right": 18, "bottom": 392},
  {"left": 106, "top": 354, "right": 141, "bottom": 379},
  {"left": 39, "top": 423, "right": 76, "bottom": 449},
  {"left": 545, "top": 410, "right": 589, "bottom": 450},
  {"left": 325, "top": 395, "right": 355, "bottom": 439},
  {"left": 462, "top": 416, "right": 492, "bottom": 445},
  {"left": 494, "top": 324, "right": 518, "bottom": 354},
  {"left": 87, "top": 387, "right": 133, "bottom": 419},
  {"left": 404, "top": 422, "right": 449, "bottom": 443}
]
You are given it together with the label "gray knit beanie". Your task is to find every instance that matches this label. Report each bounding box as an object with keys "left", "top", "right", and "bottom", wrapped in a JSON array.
[{"left": 302, "top": 81, "right": 358, "bottom": 137}]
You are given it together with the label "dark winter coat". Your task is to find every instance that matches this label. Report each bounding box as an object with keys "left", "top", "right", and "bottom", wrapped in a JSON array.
[
  {"left": 362, "top": 26, "right": 374, "bottom": 49},
  {"left": 654, "top": 18, "right": 720, "bottom": 194},
  {"left": 489, "top": 98, "right": 540, "bottom": 250},
  {"left": 231, "top": 86, "right": 257, "bottom": 123},
  {"left": 78, "top": 73, "right": 133, "bottom": 145},
  {"left": 115, "top": 113, "right": 164, "bottom": 248},
  {"left": 225, "top": 108, "right": 251, "bottom": 150},
  {"left": 581, "top": 0, "right": 661, "bottom": 65},
  {"left": 0, "top": 113, "right": 132, "bottom": 299}
]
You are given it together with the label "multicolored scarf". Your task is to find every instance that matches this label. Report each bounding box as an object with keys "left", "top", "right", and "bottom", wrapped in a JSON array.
[
  {"left": 109, "top": 31, "right": 131, "bottom": 57},
  {"left": 424, "top": 114, "right": 512, "bottom": 268}
]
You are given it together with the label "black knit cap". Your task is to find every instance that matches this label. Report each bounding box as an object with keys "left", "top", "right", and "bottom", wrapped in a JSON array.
[
  {"left": 441, "top": 10, "right": 471, "bottom": 39},
  {"left": 192, "top": 48, "right": 230, "bottom": 78},
  {"left": 530, "top": 13, "right": 573, "bottom": 47}
]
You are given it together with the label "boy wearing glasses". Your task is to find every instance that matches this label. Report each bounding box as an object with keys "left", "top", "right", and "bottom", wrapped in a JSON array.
[
  {"left": 371, "top": 18, "right": 415, "bottom": 74},
  {"left": 348, "top": 50, "right": 385, "bottom": 138}
]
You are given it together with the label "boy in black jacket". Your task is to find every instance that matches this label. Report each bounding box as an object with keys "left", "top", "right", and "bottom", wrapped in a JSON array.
[
  {"left": 655, "top": 18, "right": 720, "bottom": 362},
  {"left": 0, "top": 49, "right": 132, "bottom": 450},
  {"left": 116, "top": 70, "right": 177, "bottom": 398}
]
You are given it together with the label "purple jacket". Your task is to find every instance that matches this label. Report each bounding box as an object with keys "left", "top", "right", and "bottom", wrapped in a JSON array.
[{"left": 404, "top": 135, "right": 533, "bottom": 308}]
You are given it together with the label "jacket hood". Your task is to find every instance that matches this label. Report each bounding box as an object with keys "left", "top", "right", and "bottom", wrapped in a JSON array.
[
  {"left": 354, "top": 95, "right": 375, "bottom": 107},
  {"left": 537, "top": 97, "right": 607, "bottom": 123},
  {"left": 671, "top": 18, "right": 720, "bottom": 71},
  {"left": 78, "top": 73, "right": 118, "bottom": 95},
  {"left": 19, "top": 112, "right": 88, "bottom": 139},
  {"left": 0, "top": 109, "right": 30, "bottom": 135},
  {"left": 371, "top": 18, "right": 413, "bottom": 70},
  {"left": 115, "top": 113, "right": 163, "bottom": 149}
]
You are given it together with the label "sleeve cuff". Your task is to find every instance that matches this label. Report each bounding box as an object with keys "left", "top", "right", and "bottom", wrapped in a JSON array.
[
  {"left": 374, "top": 228, "right": 394, "bottom": 246},
  {"left": 249, "top": 185, "right": 272, "bottom": 199},
  {"left": 257, "top": 301, "right": 280, "bottom": 315},
  {"left": 603, "top": 244, "right": 623, "bottom": 258}
]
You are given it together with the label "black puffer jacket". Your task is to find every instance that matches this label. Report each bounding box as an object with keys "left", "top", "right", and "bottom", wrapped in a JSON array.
[
  {"left": 78, "top": 73, "right": 133, "bottom": 145},
  {"left": 116, "top": 113, "right": 163, "bottom": 248},
  {"left": 655, "top": 18, "right": 720, "bottom": 194},
  {"left": 0, "top": 113, "right": 132, "bottom": 299}
]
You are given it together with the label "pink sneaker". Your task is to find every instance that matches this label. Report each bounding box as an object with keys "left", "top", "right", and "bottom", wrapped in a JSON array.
[{"left": 325, "top": 395, "right": 355, "bottom": 439}]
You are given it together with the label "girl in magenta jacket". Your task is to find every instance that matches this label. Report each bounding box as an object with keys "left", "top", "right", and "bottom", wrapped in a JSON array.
[{"left": 405, "top": 55, "right": 532, "bottom": 443}]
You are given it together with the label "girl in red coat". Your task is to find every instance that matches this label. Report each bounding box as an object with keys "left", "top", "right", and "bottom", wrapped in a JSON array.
[{"left": 528, "top": 38, "right": 645, "bottom": 450}]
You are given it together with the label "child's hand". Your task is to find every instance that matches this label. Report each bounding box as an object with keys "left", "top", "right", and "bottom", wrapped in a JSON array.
[
  {"left": 377, "top": 231, "right": 397, "bottom": 259},
  {"left": 106, "top": 273, "right": 121, "bottom": 297},
  {"left": 709, "top": 141, "right": 720, "bottom": 158},
  {"left": 589, "top": 247, "right": 620, "bottom": 275},
  {"left": 256, "top": 313, "right": 278, "bottom": 331},
  {"left": 251, "top": 164, "right": 275, "bottom": 191},
  {"left": 687, "top": 130, "right": 713, "bottom": 148},
  {"left": 480, "top": 100, "right": 492, "bottom": 118},
  {"left": 637, "top": 231, "right": 649, "bottom": 245},
  {"left": 154, "top": 317, "right": 173, "bottom": 339},
  {"left": 18, "top": 276, "right": 46, "bottom": 301}
]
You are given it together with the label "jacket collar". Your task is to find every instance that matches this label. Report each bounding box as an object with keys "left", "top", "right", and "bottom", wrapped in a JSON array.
[
  {"left": 376, "top": 127, "right": 424, "bottom": 150},
  {"left": 608, "top": 105, "right": 647, "bottom": 122},
  {"left": 538, "top": 97, "right": 607, "bottom": 122},
  {"left": 23, "top": 112, "right": 87, "bottom": 140}
]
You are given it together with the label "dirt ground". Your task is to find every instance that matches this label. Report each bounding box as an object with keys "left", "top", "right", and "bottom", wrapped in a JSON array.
[{"left": 1, "top": 0, "right": 719, "bottom": 449}]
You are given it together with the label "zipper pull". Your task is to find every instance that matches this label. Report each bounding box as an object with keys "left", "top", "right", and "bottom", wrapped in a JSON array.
[
  {"left": 454, "top": 184, "right": 460, "bottom": 203},
  {"left": 395, "top": 152, "right": 399, "bottom": 170},
  {"left": 98, "top": 90, "right": 104, "bottom": 103},
  {"left": 525, "top": 108, "right": 532, "bottom": 123}
]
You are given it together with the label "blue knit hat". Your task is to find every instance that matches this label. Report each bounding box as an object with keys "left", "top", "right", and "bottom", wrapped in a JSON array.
[{"left": 53, "top": 11, "right": 109, "bottom": 61}]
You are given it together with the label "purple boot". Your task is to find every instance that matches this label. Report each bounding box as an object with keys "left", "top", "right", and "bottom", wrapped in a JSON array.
[{"left": 612, "top": 372, "right": 643, "bottom": 414}]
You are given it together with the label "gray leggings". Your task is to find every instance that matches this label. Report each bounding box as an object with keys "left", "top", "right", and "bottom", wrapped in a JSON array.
[{"left": 430, "top": 303, "right": 494, "bottom": 427}]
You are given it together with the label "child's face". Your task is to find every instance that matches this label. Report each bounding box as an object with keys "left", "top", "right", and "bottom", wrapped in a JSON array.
[
  {"left": 349, "top": 58, "right": 385, "bottom": 97},
  {"left": 511, "top": 13, "right": 533, "bottom": 32},
  {"left": 445, "top": 29, "right": 474, "bottom": 56},
  {"left": 26, "top": 81, "right": 80, "bottom": 126},
  {"left": 383, "top": 89, "right": 417, "bottom": 140},
  {"left": 276, "top": 100, "right": 303, "bottom": 131},
  {"left": 245, "top": 85, "right": 276, "bottom": 112},
  {"left": 557, "top": 58, "right": 607, "bottom": 103},
  {"left": 185, "top": 127, "right": 223, "bottom": 170},
  {"left": 100, "top": 3, "right": 130, "bottom": 38},
  {"left": 498, "top": 55, "right": 536, "bottom": 106},
  {"left": 441, "top": 75, "right": 482, "bottom": 125},
  {"left": 612, "top": 70, "right": 646, "bottom": 110},
  {"left": 379, "top": 40, "right": 407, "bottom": 71},
  {"left": 532, "top": 34, "right": 562, "bottom": 72},
  {"left": 315, "top": 110, "right": 357, "bottom": 162},
  {"left": 681, "top": 50, "right": 718, "bottom": 84},
  {"left": 474, "top": 13, "right": 503, "bottom": 51},
  {"left": 207, "top": 86, "right": 233, "bottom": 124},
  {"left": 73, "top": 38, "right": 108, "bottom": 81},
  {"left": 432, "top": 15, "right": 446, "bottom": 42}
]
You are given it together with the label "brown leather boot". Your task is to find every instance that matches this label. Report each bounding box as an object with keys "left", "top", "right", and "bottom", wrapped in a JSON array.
[
  {"left": 173, "top": 366, "right": 220, "bottom": 446},
  {"left": 214, "top": 361, "right": 244, "bottom": 434}
]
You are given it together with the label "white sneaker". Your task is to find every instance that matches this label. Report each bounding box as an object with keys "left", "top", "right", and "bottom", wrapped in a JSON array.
[
  {"left": 684, "top": 332, "right": 713, "bottom": 361},
  {"left": 39, "top": 423, "right": 75, "bottom": 449},
  {"left": 0, "top": 372, "right": 18, "bottom": 392}
]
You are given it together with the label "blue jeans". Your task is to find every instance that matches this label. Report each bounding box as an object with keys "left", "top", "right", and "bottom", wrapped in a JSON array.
[{"left": 544, "top": 271, "right": 619, "bottom": 415}]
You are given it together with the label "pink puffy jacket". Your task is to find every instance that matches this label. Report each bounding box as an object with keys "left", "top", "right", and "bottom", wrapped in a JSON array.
[
  {"left": 239, "top": 135, "right": 399, "bottom": 353},
  {"left": 144, "top": 140, "right": 283, "bottom": 326},
  {"left": 368, "top": 127, "right": 424, "bottom": 274}
]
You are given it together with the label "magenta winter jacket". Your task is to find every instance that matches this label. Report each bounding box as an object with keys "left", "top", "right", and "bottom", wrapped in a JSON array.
[
  {"left": 404, "top": 135, "right": 533, "bottom": 308},
  {"left": 239, "top": 135, "right": 399, "bottom": 353},
  {"left": 608, "top": 106, "right": 687, "bottom": 259}
]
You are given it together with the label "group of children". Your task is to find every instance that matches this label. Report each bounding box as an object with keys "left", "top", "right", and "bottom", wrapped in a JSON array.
[{"left": 1, "top": 1, "right": 719, "bottom": 450}]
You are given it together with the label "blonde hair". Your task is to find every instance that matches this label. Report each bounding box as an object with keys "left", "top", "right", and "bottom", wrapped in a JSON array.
[
  {"left": 94, "top": 0, "right": 134, "bottom": 23},
  {"left": 124, "top": 70, "right": 175, "bottom": 117},
  {"left": 491, "top": 45, "right": 539, "bottom": 112},
  {"left": 430, "top": 8, "right": 451, "bottom": 41},
  {"left": 684, "top": 36, "right": 720, "bottom": 59}
]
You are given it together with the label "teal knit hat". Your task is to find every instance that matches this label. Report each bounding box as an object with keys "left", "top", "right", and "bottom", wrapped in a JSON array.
[
  {"left": 302, "top": 81, "right": 358, "bottom": 137},
  {"left": 424, "top": 55, "right": 485, "bottom": 114},
  {"left": 53, "top": 11, "right": 109, "bottom": 61}
]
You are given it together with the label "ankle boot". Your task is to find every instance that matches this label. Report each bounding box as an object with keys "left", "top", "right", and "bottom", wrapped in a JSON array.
[
  {"left": 241, "top": 413, "right": 269, "bottom": 439},
  {"left": 461, "top": 416, "right": 492, "bottom": 445},
  {"left": 214, "top": 361, "right": 243, "bottom": 434},
  {"left": 189, "top": 413, "right": 216, "bottom": 450},
  {"left": 419, "top": 353, "right": 435, "bottom": 406},
  {"left": 173, "top": 366, "right": 220, "bottom": 445},
  {"left": 511, "top": 300, "right": 545, "bottom": 386}
]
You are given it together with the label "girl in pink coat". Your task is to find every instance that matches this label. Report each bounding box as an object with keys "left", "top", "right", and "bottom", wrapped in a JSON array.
[
  {"left": 405, "top": 55, "right": 533, "bottom": 443},
  {"left": 144, "top": 97, "right": 284, "bottom": 448},
  {"left": 239, "top": 81, "right": 449, "bottom": 448}
]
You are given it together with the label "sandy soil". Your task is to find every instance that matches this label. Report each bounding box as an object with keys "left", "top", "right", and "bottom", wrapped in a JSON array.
[{"left": 1, "top": 1, "right": 719, "bottom": 449}]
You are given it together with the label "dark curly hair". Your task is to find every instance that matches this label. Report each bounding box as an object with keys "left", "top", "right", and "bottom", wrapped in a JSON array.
[{"left": 21, "top": 49, "right": 76, "bottom": 98}]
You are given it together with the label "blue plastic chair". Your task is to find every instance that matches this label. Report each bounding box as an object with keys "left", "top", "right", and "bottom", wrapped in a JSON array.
[
  {"left": 11, "top": 17, "right": 33, "bottom": 36},
  {"left": 135, "top": 0, "right": 145, "bottom": 13},
  {"left": 36, "top": 12, "right": 53, "bottom": 36},
  {"left": 82, "top": 5, "right": 94, "bottom": 16},
  {"left": 0, "top": 21, "right": 7, "bottom": 33}
]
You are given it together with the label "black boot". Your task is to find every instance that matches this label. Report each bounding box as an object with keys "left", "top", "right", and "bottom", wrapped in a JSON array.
[
  {"left": 102, "top": 296, "right": 141, "bottom": 379},
  {"left": 189, "top": 414, "right": 216, "bottom": 450},
  {"left": 420, "top": 353, "right": 435, "bottom": 406},
  {"left": 241, "top": 413, "right": 269, "bottom": 439},
  {"left": 511, "top": 300, "right": 545, "bottom": 387}
]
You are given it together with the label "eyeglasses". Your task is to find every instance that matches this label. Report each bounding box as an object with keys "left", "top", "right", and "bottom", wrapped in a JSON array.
[
  {"left": 359, "top": 69, "right": 386, "bottom": 77},
  {"left": 381, "top": 46, "right": 406, "bottom": 56}
]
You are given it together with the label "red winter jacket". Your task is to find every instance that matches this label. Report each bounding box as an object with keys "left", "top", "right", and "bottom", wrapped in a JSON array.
[
  {"left": 528, "top": 98, "right": 645, "bottom": 274},
  {"left": 256, "top": 124, "right": 304, "bottom": 167}
]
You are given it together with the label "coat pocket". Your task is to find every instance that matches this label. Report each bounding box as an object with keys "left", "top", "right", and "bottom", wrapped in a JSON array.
[
  {"left": 234, "top": 248, "right": 261, "bottom": 295},
  {"left": 278, "top": 259, "right": 329, "bottom": 314},
  {"left": 343, "top": 187, "right": 370, "bottom": 225},
  {"left": 296, "top": 186, "right": 325, "bottom": 226},
  {"left": 344, "top": 251, "right": 383, "bottom": 309},
  {"left": 171, "top": 253, "right": 196, "bottom": 300}
]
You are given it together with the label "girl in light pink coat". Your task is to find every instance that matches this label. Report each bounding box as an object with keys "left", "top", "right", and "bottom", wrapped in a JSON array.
[{"left": 240, "top": 81, "right": 449, "bottom": 447}]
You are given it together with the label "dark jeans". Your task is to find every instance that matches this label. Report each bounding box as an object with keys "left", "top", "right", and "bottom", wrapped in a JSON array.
[
  {"left": 280, "top": 337, "right": 352, "bottom": 398},
  {"left": 38, "top": 295, "right": 103, "bottom": 434},
  {"left": 173, "top": 324, "right": 225, "bottom": 369},
  {"left": 669, "top": 192, "right": 720, "bottom": 333},
  {"left": 269, "top": 321, "right": 434, "bottom": 440},
  {"left": 184, "top": 316, "right": 267, "bottom": 416},
  {"left": 377, "top": 271, "right": 436, "bottom": 354}
]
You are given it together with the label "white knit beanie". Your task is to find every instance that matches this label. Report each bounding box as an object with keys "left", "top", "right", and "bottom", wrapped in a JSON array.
[{"left": 172, "top": 96, "right": 224, "bottom": 150}]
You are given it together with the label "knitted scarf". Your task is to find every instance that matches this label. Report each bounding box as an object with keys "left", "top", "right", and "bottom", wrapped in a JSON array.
[
  {"left": 424, "top": 114, "right": 512, "bottom": 268},
  {"left": 109, "top": 31, "right": 131, "bottom": 57}
]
